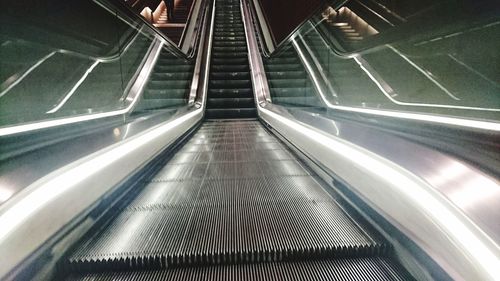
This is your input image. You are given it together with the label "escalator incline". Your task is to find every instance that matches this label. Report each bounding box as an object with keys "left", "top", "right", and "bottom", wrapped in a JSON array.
[
  {"left": 64, "top": 121, "right": 410, "bottom": 280},
  {"left": 206, "top": 0, "right": 257, "bottom": 119}
]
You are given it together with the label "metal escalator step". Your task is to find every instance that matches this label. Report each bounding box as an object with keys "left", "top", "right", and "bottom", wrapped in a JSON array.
[
  {"left": 66, "top": 122, "right": 388, "bottom": 272},
  {"left": 67, "top": 201, "right": 386, "bottom": 271},
  {"left": 127, "top": 180, "right": 202, "bottom": 209},
  {"left": 211, "top": 64, "right": 249, "bottom": 72},
  {"left": 212, "top": 52, "right": 247, "bottom": 58},
  {"left": 212, "top": 46, "right": 247, "bottom": 52},
  {"left": 205, "top": 108, "right": 257, "bottom": 119},
  {"left": 211, "top": 71, "right": 250, "bottom": 79},
  {"left": 211, "top": 57, "right": 249, "bottom": 65},
  {"left": 208, "top": 88, "right": 253, "bottom": 98},
  {"left": 209, "top": 79, "right": 251, "bottom": 88},
  {"left": 213, "top": 31, "right": 245, "bottom": 36},
  {"left": 214, "top": 27, "right": 244, "bottom": 32},
  {"left": 213, "top": 36, "right": 246, "bottom": 41},
  {"left": 207, "top": 97, "right": 255, "bottom": 108},
  {"left": 66, "top": 257, "right": 410, "bottom": 280},
  {"left": 212, "top": 41, "right": 247, "bottom": 47}
]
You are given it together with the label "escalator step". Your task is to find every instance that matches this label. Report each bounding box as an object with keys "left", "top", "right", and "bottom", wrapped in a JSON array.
[
  {"left": 66, "top": 122, "right": 387, "bottom": 272},
  {"left": 211, "top": 71, "right": 250, "bottom": 79},
  {"left": 211, "top": 64, "right": 249, "bottom": 72},
  {"left": 208, "top": 88, "right": 253, "bottom": 97},
  {"left": 205, "top": 108, "right": 257, "bottom": 118},
  {"left": 212, "top": 52, "right": 247, "bottom": 58},
  {"left": 212, "top": 46, "right": 247, "bottom": 52},
  {"left": 207, "top": 97, "right": 255, "bottom": 108},
  {"left": 209, "top": 79, "right": 251, "bottom": 88},
  {"left": 66, "top": 257, "right": 410, "bottom": 281}
]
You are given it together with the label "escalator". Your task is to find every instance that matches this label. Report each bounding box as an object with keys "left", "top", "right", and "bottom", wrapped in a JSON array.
[
  {"left": 3, "top": 0, "right": 497, "bottom": 280},
  {"left": 63, "top": 120, "right": 410, "bottom": 280},
  {"left": 57, "top": 1, "right": 412, "bottom": 280},
  {"left": 206, "top": 0, "right": 257, "bottom": 119}
]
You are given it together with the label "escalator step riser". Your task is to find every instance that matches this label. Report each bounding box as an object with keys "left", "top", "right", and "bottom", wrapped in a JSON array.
[
  {"left": 209, "top": 80, "right": 251, "bottom": 88},
  {"left": 207, "top": 98, "right": 255, "bottom": 108},
  {"left": 211, "top": 71, "right": 250, "bottom": 79},
  {"left": 211, "top": 65, "right": 249, "bottom": 72},
  {"left": 212, "top": 41, "right": 247, "bottom": 47},
  {"left": 66, "top": 257, "right": 410, "bottom": 281},
  {"left": 205, "top": 108, "right": 257, "bottom": 119},
  {"left": 67, "top": 204, "right": 387, "bottom": 270},
  {"left": 209, "top": 88, "right": 253, "bottom": 96},
  {"left": 211, "top": 58, "right": 249, "bottom": 65}
]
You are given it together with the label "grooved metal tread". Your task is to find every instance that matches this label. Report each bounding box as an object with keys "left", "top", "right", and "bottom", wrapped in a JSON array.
[
  {"left": 67, "top": 121, "right": 387, "bottom": 273},
  {"left": 66, "top": 257, "right": 410, "bottom": 280}
]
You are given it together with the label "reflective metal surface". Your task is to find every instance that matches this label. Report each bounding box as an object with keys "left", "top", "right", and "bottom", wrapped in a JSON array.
[
  {"left": 0, "top": 108, "right": 191, "bottom": 205},
  {"left": 0, "top": 106, "right": 202, "bottom": 279},
  {"left": 0, "top": 0, "right": 206, "bottom": 135},
  {"left": 241, "top": 0, "right": 271, "bottom": 105},
  {"left": 259, "top": 103, "right": 500, "bottom": 280},
  {"left": 0, "top": 0, "right": 215, "bottom": 277},
  {"left": 242, "top": 0, "right": 500, "bottom": 279}
]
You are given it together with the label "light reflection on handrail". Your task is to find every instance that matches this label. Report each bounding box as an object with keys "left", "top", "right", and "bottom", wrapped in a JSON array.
[
  {"left": 0, "top": 41, "right": 164, "bottom": 136},
  {"left": 46, "top": 30, "right": 146, "bottom": 114},
  {"left": 292, "top": 32, "right": 500, "bottom": 131},
  {"left": 259, "top": 105, "right": 500, "bottom": 280},
  {"left": 0, "top": 52, "right": 56, "bottom": 98},
  {"left": 387, "top": 46, "right": 461, "bottom": 101},
  {"left": 352, "top": 56, "right": 500, "bottom": 112},
  {"left": 46, "top": 61, "right": 100, "bottom": 114}
]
